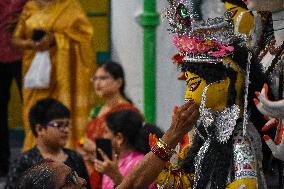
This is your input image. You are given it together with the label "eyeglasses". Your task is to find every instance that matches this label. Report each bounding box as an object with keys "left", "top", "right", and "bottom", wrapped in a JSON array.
[
  {"left": 59, "top": 171, "right": 79, "bottom": 189},
  {"left": 90, "top": 75, "right": 112, "bottom": 82},
  {"left": 46, "top": 120, "right": 70, "bottom": 131}
]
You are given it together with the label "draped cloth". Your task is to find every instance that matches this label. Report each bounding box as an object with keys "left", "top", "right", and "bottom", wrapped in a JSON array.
[{"left": 14, "top": 0, "right": 96, "bottom": 151}]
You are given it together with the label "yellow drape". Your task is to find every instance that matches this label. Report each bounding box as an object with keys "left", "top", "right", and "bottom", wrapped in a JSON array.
[
  {"left": 14, "top": 0, "right": 96, "bottom": 151},
  {"left": 225, "top": 2, "right": 254, "bottom": 36}
]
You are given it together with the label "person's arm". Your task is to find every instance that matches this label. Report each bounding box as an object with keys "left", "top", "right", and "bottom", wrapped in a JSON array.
[
  {"left": 11, "top": 37, "right": 35, "bottom": 50},
  {"left": 116, "top": 102, "right": 199, "bottom": 189},
  {"left": 12, "top": 31, "right": 55, "bottom": 51},
  {"left": 11, "top": 2, "right": 33, "bottom": 51}
]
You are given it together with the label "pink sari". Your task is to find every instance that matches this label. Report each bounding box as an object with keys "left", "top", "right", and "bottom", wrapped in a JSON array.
[{"left": 102, "top": 151, "right": 157, "bottom": 189}]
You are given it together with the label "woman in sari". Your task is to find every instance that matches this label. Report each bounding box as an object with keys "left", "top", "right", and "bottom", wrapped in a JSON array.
[
  {"left": 77, "top": 61, "right": 140, "bottom": 189},
  {"left": 12, "top": 0, "right": 96, "bottom": 151},
  {"left": 94, "top": 110, "right": 163, "bottom": 189}
]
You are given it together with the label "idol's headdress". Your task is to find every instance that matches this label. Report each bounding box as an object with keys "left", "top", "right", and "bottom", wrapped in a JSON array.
[
  {"left": 165, "top": 0, "right": 252, "bottom": 135},
  {"left": 164, "top": 0, "right": 247, "bottom": 65}
]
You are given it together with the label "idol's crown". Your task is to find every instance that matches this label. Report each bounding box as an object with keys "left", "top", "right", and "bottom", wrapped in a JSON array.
[{"left": 164, "top": 0, "right": 247, "bottom": 63}]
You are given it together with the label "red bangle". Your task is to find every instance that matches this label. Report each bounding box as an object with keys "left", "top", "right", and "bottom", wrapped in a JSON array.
[{"left": 151, "top": 138, "right": 175, "bottom": 161}]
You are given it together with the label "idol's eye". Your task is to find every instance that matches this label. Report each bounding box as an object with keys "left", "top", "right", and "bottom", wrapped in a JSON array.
[
  {"left": 189, "top": 80, "right": 201, "bottom": 92},
  {"left": 186, "top": 76, "right": 201, "bottom": 91},
  {"left": 186, "top": 76, "right": 200, "bottom": 85}
]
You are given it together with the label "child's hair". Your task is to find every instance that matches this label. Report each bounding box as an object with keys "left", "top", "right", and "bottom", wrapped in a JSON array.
[
  {"left": 106, "top": 110, "right": 164, "bottom": 154},
  {"left": 28, "top": 98, "right": 70, "bottom": 136}
]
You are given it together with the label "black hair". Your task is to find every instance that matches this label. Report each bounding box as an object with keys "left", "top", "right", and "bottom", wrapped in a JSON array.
[
  {"left": 106, "top": 110, "right": 164, "bottom": 154},
  {"left": 253, "top": 12, "right": 274, "bottom": 55},
  {"left": 180, "top": 58, "right": 240, "bottom": 186},
  {"left": 180, "top": 45, "right": 274, "bottom": 186},
  {"left": 220, "top": 0, "right": 248, "bottom": 9},
  {"left": 233, "top": 43, "right": 275, "bottom": 170},
  {"left": 180, "top": 120, "right": 235, "bottom": 188},
  {"left": 17, "top": 160, "right": 56, "bottom": 189},
  {"left": 99, "top": 61, "right": 132, "bottom": 103},
  {"left": 28, "top": 98, "right": 70, "bottom": 137},
  {"left": 181, "top": 62, "right": 237, "bottom": 107}
]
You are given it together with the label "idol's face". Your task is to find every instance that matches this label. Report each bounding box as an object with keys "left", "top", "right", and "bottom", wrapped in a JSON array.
[
  {"left": 242, "top": 0, "right": 283, "bottom": 11},
  {"left": 184, "top": 71, "right": 230, "bottom": 111}
]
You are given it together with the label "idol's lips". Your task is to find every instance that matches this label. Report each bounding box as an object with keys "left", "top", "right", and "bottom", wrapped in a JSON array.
[{"left": 190, "top": 80, "right": 201, "bottom": 92}]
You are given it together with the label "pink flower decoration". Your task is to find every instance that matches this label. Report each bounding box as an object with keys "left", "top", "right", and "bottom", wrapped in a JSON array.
[
  {"left": 211, "top": 49, "right": 226, "bottom": 57},
  {"left": 223, "top": 45, "right": 234, "bottom": 52},
  {"left": 173, "top": 35, "right": 235, "bottom": 57}
]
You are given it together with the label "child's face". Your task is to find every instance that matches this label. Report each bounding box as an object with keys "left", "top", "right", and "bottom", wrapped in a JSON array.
[{"left": 38, "top": 118, "right": 70, "bottom": 148}]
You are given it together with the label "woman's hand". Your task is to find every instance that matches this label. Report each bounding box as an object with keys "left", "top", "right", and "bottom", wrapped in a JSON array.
[
  {"left": 34, "top": 31, "right": 55, "bottom": 51},
  {"left": 116, "top": 102, "right": 199, "bottom": 189},
  {"left": 94, "top": 149, "right": 123, "bottom": 185},
  {"left": 77, "top": 137, "right": 96, "bottom": 163},
  {"left": 163, "top": 101, "right": 199, "bottom": 148},
  {"left": 12, "top": 38, "right": 37, "bottom": 50},
  {"left": 83, "top": 137, "right": 96, "bottom": 153}
]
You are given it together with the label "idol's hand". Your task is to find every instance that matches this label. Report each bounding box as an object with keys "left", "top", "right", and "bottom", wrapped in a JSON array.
[
  {"left": 254, "top": 83, "right": 284, "bottom": 118},
  {"left": 254, "top": 101, "right": 284, "bottom": 161},
  {"left": 254, "top": 83, "right": 284, "bottom": 161},
  {"left": 162, "top": 101, "right": 199, "bottom": 148},
  {"left": 262, "top": 118, "right": 284, "bottom": 161}
]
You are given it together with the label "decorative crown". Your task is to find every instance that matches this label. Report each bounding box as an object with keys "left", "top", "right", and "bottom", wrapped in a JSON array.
[{"left": 164, "top": 0, "right": 247, "bottom": 64}]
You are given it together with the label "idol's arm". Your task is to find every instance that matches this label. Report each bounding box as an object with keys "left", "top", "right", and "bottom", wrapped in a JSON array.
[{"left": 117, "top": 102, "right": 199, "bottom": 189}]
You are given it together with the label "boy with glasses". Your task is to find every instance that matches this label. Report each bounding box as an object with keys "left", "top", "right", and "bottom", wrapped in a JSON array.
[{"left": 5, "top": 98, "right": 91, "bottom": 189}]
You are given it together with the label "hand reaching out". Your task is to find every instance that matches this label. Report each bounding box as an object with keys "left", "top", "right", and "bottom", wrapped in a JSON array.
[
  {"left": 77, "top": 137, "right": 96, "bottom": 163},
  {"left": 254, "top": 83, "right": 284, "bottom": 118},
  {"left": 262, "top": 119, "right": 284, "bottom": 161},
  {"left": 162, "top": 101, "right": 199, "bottom": 148},
  {"left": 254, "top": 83, "right": 284, "bottom": 161}
]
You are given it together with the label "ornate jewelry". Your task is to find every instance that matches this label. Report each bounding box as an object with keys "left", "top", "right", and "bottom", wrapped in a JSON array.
[
  {"left": 151, "top": 138, "right": 176, "bottom": 161},
  {"left": 197, "top": 84, "right": 241, "bottom": 143}
]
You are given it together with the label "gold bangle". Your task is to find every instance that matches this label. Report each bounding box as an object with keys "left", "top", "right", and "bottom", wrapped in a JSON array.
[
  {"left": 151, "top": 138, "right": 175, "bottom": 161},
  {"left": 159, "top": 138, "right": 175, "bottom": 156}
]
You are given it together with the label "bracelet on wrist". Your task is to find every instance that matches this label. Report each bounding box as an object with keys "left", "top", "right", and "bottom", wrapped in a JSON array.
[{"left": 151, "top": 138, "right": 175, "bottom": 161}]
